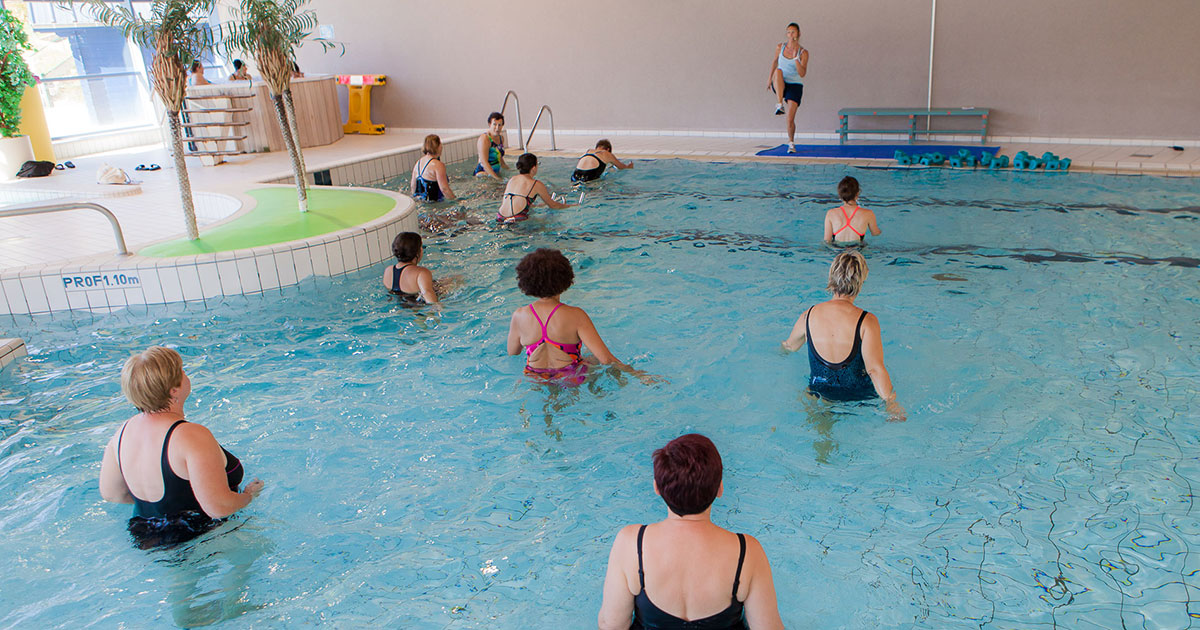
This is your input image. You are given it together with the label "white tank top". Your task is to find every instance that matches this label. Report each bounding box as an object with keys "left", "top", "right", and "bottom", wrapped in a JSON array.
[{"left": 778, "top": 43, "right": 804, "bottom": 84}]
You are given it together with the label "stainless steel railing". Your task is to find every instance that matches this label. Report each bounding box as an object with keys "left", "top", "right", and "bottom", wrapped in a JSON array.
[
  {"left": 526, "top": 105, "right": 556, "bottom": 151},
  {"left": 0, "top": 200, "right": 130, "bottom": 255},
  {"left": 500, "top": 90, "right": 525, "bottom": 151}
]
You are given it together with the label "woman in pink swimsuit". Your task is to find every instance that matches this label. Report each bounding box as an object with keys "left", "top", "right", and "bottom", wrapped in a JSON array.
[
  {"left": 823, "top": 176, "right": 881, "bottom": 245},
  {"left": 506, "top": 248, "right": 663, "bottom": 386}
]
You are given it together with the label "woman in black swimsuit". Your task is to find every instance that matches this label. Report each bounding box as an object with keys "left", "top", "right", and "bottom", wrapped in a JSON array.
[
  {"left": 99, "top": 347, "right": 264, "bottom": 548},
  {"left": 782, "top": 250, "right": 905, "bottom": 421},
  {"left": 571, "top": 139, "right": 634, "bottom": 183},
  {"left": 497, "top": 153, "right": 574, "bottom": 223},
  {"left": 598, "top": 434, "right": 784, "bottom": 630},
  {"left": 381, "top": 232, "right": 439, "bottom": 303}
]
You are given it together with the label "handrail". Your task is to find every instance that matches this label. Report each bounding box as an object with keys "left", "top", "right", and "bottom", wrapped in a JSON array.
[
  {"left": 0, "top": 201, "right": 130, "bottom": 255},
  {"left": 500, "top": 90, "right": 524, "bottom": 151},
  {"left": 526, "top": 105, "right": 556, "bottom": 151}
]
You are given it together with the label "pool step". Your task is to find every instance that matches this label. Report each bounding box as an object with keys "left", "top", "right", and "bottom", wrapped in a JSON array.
[{"left": 0, "top": 338, "right": 26, "bottom": 371}]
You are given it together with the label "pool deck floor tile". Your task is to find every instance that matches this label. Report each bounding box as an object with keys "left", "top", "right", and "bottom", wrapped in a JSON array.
[{"left": 2, "top": 129, "right": 1196, "bottom": 272}]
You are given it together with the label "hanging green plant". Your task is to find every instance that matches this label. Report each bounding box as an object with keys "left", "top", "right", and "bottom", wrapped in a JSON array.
[{"left": 0, "top": 7, "right": 36, "bottom": 138}]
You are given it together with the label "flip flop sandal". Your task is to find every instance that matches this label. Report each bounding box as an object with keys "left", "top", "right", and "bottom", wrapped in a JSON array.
[
  {"left": 134, "top": 164, "right": 148, "bottom": 171},
  {"left": 147, "top": 164, "right": 161, "bottom": 171},
  {"left": 64, "top": 161, "right": 75, "bottom": 168},
  {"left": 54, "top": 163, "right": 65, "bottom": 170}
]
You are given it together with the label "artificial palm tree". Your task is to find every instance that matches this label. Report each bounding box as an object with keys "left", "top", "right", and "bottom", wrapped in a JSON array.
[
  {"left": 86, "top": 0, "right": 216, "bottom": 241},
  {"left": 222, "top": 0, "right": 337, "bottom": 214}
]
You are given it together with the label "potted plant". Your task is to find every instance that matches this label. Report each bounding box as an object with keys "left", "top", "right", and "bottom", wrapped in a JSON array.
[{"left": 0, "top": 7, "right": 36, "bottom": 179}]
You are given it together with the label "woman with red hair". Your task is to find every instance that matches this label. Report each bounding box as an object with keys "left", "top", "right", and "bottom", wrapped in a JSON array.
[{"left": 598, "top": 434, "right": 784, "bottom": 629}]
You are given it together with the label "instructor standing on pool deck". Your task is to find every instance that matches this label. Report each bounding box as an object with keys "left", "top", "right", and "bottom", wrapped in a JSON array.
[{"left": 768, "top": 22, "right": 808, "bottom": 154}]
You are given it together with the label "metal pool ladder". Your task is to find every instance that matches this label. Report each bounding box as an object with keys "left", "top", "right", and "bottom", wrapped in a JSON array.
[
  {"left": 526, "top": 105, "right": 556, "bottom": 151},
  {"left": 0, "top": 200, "right": 130, "bottom": 255},
  {"left": 500, "top": 90, "right": 524, "bottom": 151}
]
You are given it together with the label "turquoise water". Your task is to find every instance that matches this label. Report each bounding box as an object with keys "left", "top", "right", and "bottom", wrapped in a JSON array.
[{"left": 1, "top": 158, "right": 1199, "bottom": 628}]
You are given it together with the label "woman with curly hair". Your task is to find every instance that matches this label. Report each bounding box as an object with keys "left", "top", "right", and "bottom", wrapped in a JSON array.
[{"left": 506, "top": 248, "right": 660, "bottom": 385}]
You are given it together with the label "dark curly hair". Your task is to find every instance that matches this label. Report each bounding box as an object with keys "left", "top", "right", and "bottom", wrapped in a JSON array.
[
  {"left": 516, "top": 249, "right": 574, "bottom": 298},
  {"left": 392, "top": 232, "right": 422, "bottom": 262}
]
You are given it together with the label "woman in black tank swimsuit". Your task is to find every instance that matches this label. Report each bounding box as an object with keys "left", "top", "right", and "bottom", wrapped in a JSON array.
[
  {"left": 381, "top": 232, "right": 438, "bottom": 303},
  {"left": 100, "top": 347, "right": 263, "bottom": 548},
  {"left": 782, "top": 250, "right": 905, "bottom": 420},
  {"left": 598, "top": 434, "right": 784, "bottom": 630}
]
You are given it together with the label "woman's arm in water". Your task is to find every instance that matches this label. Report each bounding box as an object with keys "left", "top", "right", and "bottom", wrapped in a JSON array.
[
  {"left": 416, "top": 268, "right": 439, "bottom": 304},
  {"left": 477, "top": 134, "right": 500, "bottom": 179},
  {"left": 435, "top": 161, "right": 456, "bottom": 200},
  {"left": 99, "top": 430, "right": 134, "bottom": 503},
  {"left": 781, "top": 307, "right": 810, "bottom": 351},
  {"left": 868, "top": 209, "right": 882, "bottom": 236},
  {"left": 409, "top": 162, "right": 418, "bottom": 195},
  {"left": 534, "top": 180, "right": 574, "bottom": 210},
  {"left": 577, "top": 309, "right": 667, "bottom": 385},
  {"left": 506, "top": 310, "right": 524, "bottom": 356},
  {"left": 823, "top": 211, "right": 834, "bottom": 242},
  {"left": 598, "top": 149, "right": 633, "bottom": 170},
  {"left": 177, "top": 424, "right": 264, "bottom": 518},
  {"left": 597, "top": 524, "right": 639, "bottom": 630},
  {"left": 741, "top": 535, "right": 786, "bottom": 630},
  {"left": 860, "top": 313, "right": 906, "bottom": 421}
]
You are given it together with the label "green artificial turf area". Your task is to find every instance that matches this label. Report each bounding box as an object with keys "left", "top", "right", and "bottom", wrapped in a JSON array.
[{"left": 139, "top": 187, "right": 397, "bottom": 257}]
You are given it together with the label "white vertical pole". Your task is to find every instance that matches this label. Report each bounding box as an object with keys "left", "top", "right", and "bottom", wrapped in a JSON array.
[{"left": 927, "top": 0, "right": 937, "bottom": 131}]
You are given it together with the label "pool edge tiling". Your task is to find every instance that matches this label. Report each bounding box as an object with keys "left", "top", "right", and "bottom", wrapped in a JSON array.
[
  {"left": 0, "top": 132, "right": 481, "bottom": 316},
  {"left": 0, "top": 187, "right": 415, "bottom": 316},
  {"left": 0, "top": 338, "right": 25, "bottom": 371}
]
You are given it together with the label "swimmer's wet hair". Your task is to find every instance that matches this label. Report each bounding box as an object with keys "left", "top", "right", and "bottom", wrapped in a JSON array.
[
  {"left": 232, "top": 59, "right": 244, "bottom": 70},
  {"left": 653, "top": 433, "right": 723, "bottom": 516},
  {"left": 422, "top": 134, "right": 441, "bottom": 155},
  {"left": 516, "top": 248, "right": 574, "bottom": 298},
  {"left": 828, "top": 250, "right": 868, "bottom": 297},
  {"left": 595, "top": 139, "right": 612, "bottom": 151},
  {"left": 837, "top": 176, "right": 860, "bottom": 202},
  {"left": 516, "top": 153, "right": 538, "bottom": 174},
  {"left": 122, "top": 346, "right": 184, "bottom": 413},
  {"left": 392, "top": 232, "right": 422, "bottom": 262},
  {"left": 487, "top": 112, "right": 504, "bottom": 124}
]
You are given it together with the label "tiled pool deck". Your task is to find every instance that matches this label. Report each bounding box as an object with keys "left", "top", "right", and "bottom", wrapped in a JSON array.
[{"left": 0, "top": 128, "right": 1197, "bottom": 319}]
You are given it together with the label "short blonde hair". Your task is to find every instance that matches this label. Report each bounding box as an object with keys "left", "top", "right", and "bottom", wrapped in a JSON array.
[
  {"left": 422, "top": 134, "right": 442, "bottom": 155},
  {"left": 827, "top": 250, "right": 868, "bottom": 297},
  {"left": 121, "top": 346, "right": 183, "bottom": 412}
]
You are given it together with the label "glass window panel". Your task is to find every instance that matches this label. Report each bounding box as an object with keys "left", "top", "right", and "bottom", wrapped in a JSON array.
[{"left": 39, "top": 75, "right": 156, "bottom": 138}]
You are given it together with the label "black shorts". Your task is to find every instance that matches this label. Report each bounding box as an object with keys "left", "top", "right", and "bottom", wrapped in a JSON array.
[{"left": 783, "top": 82, "right": 804, "bottom": 105}]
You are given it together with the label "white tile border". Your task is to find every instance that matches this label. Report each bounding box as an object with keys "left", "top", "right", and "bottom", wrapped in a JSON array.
[
  {"left": 0, "top": 185, "right": 416, "bottom": 316},
  {"left": 0, "top": 337, "right": 27, "bottom": 371}
]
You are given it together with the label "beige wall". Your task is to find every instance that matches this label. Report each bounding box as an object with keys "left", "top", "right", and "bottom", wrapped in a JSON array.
[{"left": 299, "top": 0, "right": 1200, "bottom": 140}]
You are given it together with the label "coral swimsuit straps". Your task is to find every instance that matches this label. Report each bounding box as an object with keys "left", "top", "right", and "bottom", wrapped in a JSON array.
[{"left": 833, "top": 205, "right": 865, "bottom": 239}]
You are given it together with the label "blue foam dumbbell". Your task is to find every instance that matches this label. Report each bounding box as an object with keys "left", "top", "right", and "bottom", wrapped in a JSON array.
[{"left": 948, "top": 156, "right": 964, "bottom": 168}]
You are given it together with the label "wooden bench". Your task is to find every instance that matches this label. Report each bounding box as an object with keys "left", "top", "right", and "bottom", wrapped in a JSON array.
[{"left": 837, "top": 107, "right": 990, "bottom": 144}]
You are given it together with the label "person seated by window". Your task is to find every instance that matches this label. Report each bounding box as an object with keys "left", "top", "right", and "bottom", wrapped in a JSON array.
[
  {"left": 823, "top": 176, "right": 881, "bottom": 245},
  {"left": 410, "top": 134, "right": 455, "bottom": 202},
  {"left": 474, "top": 112, "right": 509, "bottom": 179},
  {"left": 782, "top": 250, "right": 905, "bottom": 421},
  {"left": 188, "top": 61, "right": 211, "bottom": 86},
  {"left": 598, "top": 433, "right": 784, "bottom": 630},
  {"left": 227, "top": 59, "right": 252, "bottom": 81},
  {"left": 496, "top": 153, "right": 573, "bottom": 223},
  {"left": 382, "top": 232, "right": 439, "bottom": 304},
  {"left": 571, "top": 139, "right": 634, "bottom": 183},
  {"left": 98, "top": 346, "right": 264, "bottom": 549}
]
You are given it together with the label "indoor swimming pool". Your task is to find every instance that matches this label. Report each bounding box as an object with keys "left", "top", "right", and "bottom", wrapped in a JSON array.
[{"left": 1, "top": 158, "right": 1198, "bottom": 628}]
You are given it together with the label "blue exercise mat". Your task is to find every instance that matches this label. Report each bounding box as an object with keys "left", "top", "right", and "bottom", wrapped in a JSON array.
[{"left": 755, "top": 144, "right": 999, "bottom": 159}]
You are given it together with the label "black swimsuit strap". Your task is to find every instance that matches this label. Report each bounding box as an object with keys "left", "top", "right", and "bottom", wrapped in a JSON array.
[
  {"left": 636, "top": 524, "right": 647, "bottom": 590},
  {"left": 160, "top": 420, "right": 188, "bottom": 482},
  {"left": 731, "top": 533, "right": 747, "bottom": 599},
  {"left": 852, "top": 310, "right": 868, "bottom": 348},
  {"left": 392, "top": 263, "right": 413, "bottom": 293},
  {"left": 116, "top": 421, "right": 128, "bottom": 473}
]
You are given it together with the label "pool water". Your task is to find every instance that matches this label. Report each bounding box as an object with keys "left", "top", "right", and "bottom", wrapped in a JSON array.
[{"left": 1, "top": 158, "right": 1198, "bottom": 628}]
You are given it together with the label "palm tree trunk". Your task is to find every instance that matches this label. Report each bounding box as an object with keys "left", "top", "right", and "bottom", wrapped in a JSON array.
[
  {"left": 166, "top": 111, "right": 200, "bottom": 240},
  {"left": 282, "top": 88, "right": 308, "bottom": 186},
  {"left": 270, "top": 92, "right": 307, "bottom": 213}
]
